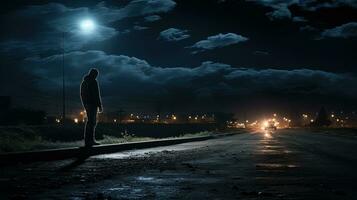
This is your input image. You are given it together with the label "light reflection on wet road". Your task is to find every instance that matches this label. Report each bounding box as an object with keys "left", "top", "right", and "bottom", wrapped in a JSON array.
[{"left": 6, "top": 129, "right": 357, "bottom": 200}]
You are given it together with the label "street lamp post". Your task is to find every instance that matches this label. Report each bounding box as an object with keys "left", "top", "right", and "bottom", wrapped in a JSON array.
[{"left": 62, "top": 31, "right": 66, "bottom": 124}]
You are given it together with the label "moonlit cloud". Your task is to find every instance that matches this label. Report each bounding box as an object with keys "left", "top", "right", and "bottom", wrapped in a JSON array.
[
  {"left": 0, "top": 0, "right": 176, "bottom": 55},
  {"left": 189, "top": 33, "right": 248, "bottom": 53},
  {"left": 320, "top": 22, "right": 357, "bottom": 39},
  {"left": 158, "top": 28, "right": 190, "bottom": 41},
  {"left": 144, "top": 15, "right": 162, "bottom": 22}
]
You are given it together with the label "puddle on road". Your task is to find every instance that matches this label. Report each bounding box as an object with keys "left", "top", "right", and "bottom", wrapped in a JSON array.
[
  {"left": 256, "top": 149, "right": 281, "bottom": 153},
  {"left": 136, "top": 176, "right": 155, "bottom": 181},
  {"left": 105, "top": 174, "right": 218, "bottom": 199},
  {"left": 263, "top": 145, "right": 284, "bottom": 149},
  {"left": 256, "top": 163, "right": 299, "bottom": 170},
  {"left": 64, "top": 171, "right": 221, "bottom": 200},
  {"left": 93, "top": 143, "right": 201, "bottom": 160}
]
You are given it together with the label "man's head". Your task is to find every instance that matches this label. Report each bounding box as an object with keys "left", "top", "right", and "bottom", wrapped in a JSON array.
[{"left": 88, "top": 68, "right": 99, "bottom": 79}]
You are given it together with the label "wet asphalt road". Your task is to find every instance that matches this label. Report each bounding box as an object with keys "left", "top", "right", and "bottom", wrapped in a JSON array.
[{"left": 2, "top": 129, "right": 357, "bottom": 200}]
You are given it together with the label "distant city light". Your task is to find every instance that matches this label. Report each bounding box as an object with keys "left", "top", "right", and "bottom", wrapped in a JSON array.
[
  {"left": 74, "top": 118, "right": 79, "bottom": 123},
  {"left": 263, "top": 120, "right": 269, "bottom": 128}
]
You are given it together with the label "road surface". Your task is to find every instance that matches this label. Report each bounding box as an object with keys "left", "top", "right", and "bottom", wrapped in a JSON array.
[{"left": 1, "top": 129, "right": 357, "bottom": 199}]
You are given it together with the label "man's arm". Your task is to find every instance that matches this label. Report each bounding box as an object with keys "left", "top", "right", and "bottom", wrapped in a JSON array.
[{"left": 94, "top": 81, "right": 103, "bottom": 112}]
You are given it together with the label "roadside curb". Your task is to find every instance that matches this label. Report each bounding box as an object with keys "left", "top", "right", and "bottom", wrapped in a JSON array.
[{"left": 0, "top": 133, "right": 236, "bottom": 164}]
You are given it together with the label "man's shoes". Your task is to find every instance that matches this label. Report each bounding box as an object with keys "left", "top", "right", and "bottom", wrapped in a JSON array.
[{"left": 85, "top": 141, "right": 100, "bottom": 147}]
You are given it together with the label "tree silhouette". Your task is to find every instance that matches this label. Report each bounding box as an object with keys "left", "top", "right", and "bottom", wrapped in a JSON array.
[{"left": 214, "top": 112, "right": 234, "bottom": 130}]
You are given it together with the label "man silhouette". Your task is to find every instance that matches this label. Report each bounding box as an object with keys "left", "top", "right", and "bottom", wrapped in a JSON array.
[{"left": 80, "top": 68, "right": 103, "bottom": 147}]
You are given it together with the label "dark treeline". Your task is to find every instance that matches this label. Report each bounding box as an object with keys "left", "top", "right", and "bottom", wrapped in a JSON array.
[{"left": 0, "top": 96, "right": 46, "bottom": 125}]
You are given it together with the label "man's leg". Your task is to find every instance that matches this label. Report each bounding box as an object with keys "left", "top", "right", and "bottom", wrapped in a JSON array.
[{"left": 84, "top": 106, "right": 97, "bottom": 146}]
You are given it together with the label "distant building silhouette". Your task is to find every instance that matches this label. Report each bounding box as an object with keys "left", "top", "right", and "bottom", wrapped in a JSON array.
[{"left": 311, "top": 107, "right": 331, "bottom": 127}]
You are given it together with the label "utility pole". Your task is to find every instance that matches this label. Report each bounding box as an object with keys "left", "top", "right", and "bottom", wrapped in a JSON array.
[{"left": 62, "top": 32, "right": 66, "bottom": 124}]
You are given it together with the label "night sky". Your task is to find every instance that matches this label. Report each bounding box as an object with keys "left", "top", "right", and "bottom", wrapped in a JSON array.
[{"left": 1, "top": 0, "right": 357, "bottom": 117}]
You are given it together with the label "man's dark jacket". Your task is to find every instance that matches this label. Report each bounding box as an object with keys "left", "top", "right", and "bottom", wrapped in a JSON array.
[{"left": 80, "top": 75, "right": 102, "bottom": 107}]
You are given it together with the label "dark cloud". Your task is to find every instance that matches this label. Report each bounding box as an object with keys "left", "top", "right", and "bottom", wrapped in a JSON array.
[
  {"left": 267, "top": 4, "right": 292, "bottom": 20},
  {"left": 320, "top": 22, "right": 357, "bottom": 39},
  {"left": 292, "top": 16, "right": 307, "bottom": 22},
  {"left": 189, "top": 33, "right": 248, "bottom": 54},
  {"left": 144, "top": 15, "right": 162, "bottom": 22},
  {"left": 299, "top": 25, "right": 318, "bottom": 32},
  {"left": 158, "top": 28, "right": 190, "bottom": 41},
  {"left": 92, "top": 0, "right": 175, "bottom": 22},
  {"left": 133, "top": 25, "right": 149, "bottom": 31},
  {"left": 254, "top": 51, "right": 270, "bottom": 56},
  {"left": 246, "top": 0, "right": 357, "bottom": 21},
  {"left": 246, "top": 0, "right": 294, "bottom": 20},
  {"left": 23, "top": 51, "right": 357, "bottom": 106}
]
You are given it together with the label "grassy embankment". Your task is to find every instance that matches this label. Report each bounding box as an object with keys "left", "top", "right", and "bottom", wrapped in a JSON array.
[{"left": 0, "top": 124, "right": 215, "bottom": 153}]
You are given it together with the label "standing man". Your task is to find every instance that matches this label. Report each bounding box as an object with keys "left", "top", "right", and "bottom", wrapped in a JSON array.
[{"left": 80, "top": 68, "right": 103, "bottom": 146}]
